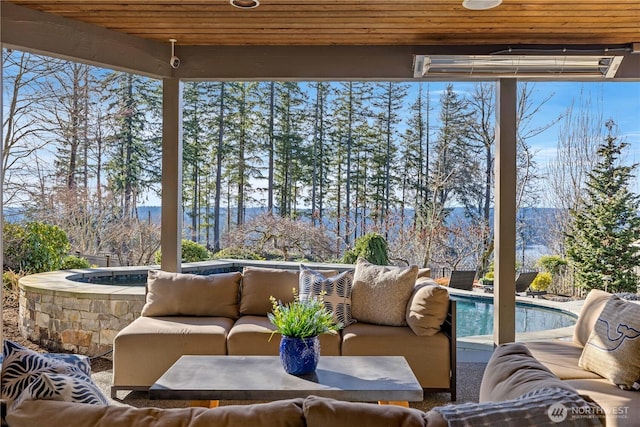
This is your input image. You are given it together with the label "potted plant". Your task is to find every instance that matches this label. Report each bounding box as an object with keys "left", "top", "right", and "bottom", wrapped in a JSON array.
[
  {"left": 479, "top": 271, "right": 494, "bottom": 286},
  {"left": 268, "top": 289, "right": 342, "bottom": 375}
]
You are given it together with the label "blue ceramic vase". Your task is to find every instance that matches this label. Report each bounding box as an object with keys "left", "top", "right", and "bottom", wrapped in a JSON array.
[{"left": 279, "top": 335, "right": 320, "bottom": 375}]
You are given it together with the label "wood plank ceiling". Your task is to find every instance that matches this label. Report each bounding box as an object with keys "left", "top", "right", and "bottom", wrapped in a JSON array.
[{"left": 8, "top": 0, "right": 640, "bottom": 47}]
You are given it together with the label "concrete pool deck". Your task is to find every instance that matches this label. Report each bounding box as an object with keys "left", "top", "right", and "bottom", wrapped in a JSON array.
[{"left": 449, "top": 287, "right": 585, "bottom": 363}]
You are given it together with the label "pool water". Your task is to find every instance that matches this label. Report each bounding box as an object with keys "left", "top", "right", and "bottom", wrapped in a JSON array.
[
  {"left": 77, "top": 275, "right": 147, "bottom": 286},
  {"left": 452, "top": 295, "right": 576, "bottom": 337}
]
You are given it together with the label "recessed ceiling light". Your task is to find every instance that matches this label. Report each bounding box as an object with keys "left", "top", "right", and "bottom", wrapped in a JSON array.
[
  {"left": 462, "top": 0, "right": 502, "bottom": 10},
  {"left": 230, "top": 0, "right": 260, "bottom": 8}
]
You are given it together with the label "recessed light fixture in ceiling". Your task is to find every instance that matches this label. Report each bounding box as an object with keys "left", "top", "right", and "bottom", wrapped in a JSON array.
[
  {"left": 462, "top": 0, "right": 502, "bottom": 10},
  {"left": 230, "top": 0, "right": 260, "bottom": 8}
]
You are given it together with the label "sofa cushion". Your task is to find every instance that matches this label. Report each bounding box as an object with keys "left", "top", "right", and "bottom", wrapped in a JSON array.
[
  {"left": 405, "top": 283, "right": 449, "bottom": 336},
  {"left": 567, "top": 378, "right": 640, "bottom": 427},
  {"left": 299, "top": 264, "right": 355, "bottom": 327},
  {"left": 479, "top": 342, "right": 578, "bottom": 403},
  {"left": 524, "top": 341, "right": 602, "bottom": 380},
  {"left": 240, "top": 267, "right": 301, "bottom": 316},
  {"left": 303, "top": 395, "right": 431, "bottom": 427},
  {"left": 579, "top": 296, "right": 640, "bottom": 390},
  {"left": 573, "top": 289, "right": 612, "bottom": 347},
  {"left": 227, "top": 316, "right": 341, "bottom": 356},
  {"left": 436, "top": 387, "right": 603, "bottom": 427},
  {"left": 112, "top": 316, "right": 233, "bottom": 388},
  {"left": 341, "top": 322, "right": 451, "bottom": 389},
  {"left": 351, "top": 258, "right": 418, "bottom": 326},
  {"left": 6, "top": 398, "right": 307, "bottom": 427},
  {"left": 1, "top": 340, "right": 102, "bottom": 406},
  {"left": 142, "top": 270, "right": 242, "bottom": 318}
]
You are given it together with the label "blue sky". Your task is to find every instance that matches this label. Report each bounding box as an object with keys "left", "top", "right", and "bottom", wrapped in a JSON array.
[
  {"left": 526, "top": 82, "right": 640, "bottom": 161},
  {"left": 415, "top": 80, "right": 640, "bottom": 202},
  {"left": 516, "top": 81, "right": 640, "bottom": 197}
]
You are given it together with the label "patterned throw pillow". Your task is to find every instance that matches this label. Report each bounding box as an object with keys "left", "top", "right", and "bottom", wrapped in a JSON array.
[
  {"left": 299, "top": 264, "right": 355, "bottom": 327},
  {"left": 434, "top": 387, "right": 603, "bottom": 427},
  {"left": 578, "top": 296, "right": 640, "bottom": 390},
  {"left": 12, "top": 372, "right": 109, "bottom": 409},
  {"left": 1, "top": 340, "right": 108, "bottom": 407},
  {"left": 351, "top": 258, "right": 418, "bottom": 326}
]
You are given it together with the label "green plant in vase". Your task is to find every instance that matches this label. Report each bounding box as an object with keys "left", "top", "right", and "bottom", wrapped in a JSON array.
[{"left": 268, "top": 289, "right": 342, "bottom": 375}]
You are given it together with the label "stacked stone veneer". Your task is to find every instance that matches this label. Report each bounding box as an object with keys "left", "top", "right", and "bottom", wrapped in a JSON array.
[
  {"left": 18, "top": 285, "right": 146, "bottom": 356},
  {"left": 16, "top": 267, "right": 154, "bottom": 357}
]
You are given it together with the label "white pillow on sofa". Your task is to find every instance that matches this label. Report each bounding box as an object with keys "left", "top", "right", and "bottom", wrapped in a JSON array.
[
  {"left": 351, "top": 258, "right": 418, "bottom": 326},
  {"left": 578, "top": 296, "right": 640, "bottom": 390}
]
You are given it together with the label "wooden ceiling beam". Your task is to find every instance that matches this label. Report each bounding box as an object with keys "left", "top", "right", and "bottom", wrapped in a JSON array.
[{"left": 1, "top": 2, "right": 171, "bottom": 78}]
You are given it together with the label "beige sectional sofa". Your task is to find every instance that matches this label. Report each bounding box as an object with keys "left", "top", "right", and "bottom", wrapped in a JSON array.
[
  {"left": 480, "top": 289, "right": 640, "bottom": 427},
  {"left": 6, "top": 385, "right": 605, "bottom": 427},
  {"left": 111, "top": 263, "right": 457, "bottom": 400}
]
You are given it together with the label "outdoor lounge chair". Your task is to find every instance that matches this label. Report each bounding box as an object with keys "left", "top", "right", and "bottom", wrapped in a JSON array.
[
  {"left": 448, "top": 270, "right": 476, "bottom": 291},
  {"left": 482, "top": 271, "right": 539, "bottom": 295},
  {"left": 516, "top": 271, "right": 539, "bottom": 294}
]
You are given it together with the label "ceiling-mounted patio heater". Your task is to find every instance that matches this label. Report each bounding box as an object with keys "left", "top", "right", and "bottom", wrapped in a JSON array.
[{"left": 413, "top": 55, "right": 624, "bottom": 79}]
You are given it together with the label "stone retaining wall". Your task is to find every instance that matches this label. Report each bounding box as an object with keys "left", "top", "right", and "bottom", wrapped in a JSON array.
[{"left": 19, "top": 287, "right": 145, "bottom": 356}]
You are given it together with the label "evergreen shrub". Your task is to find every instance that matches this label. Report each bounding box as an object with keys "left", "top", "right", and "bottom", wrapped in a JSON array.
[
  {"left": 3, "top": 222, "right": 70, "bottom": 273},
  {"left": 61, "top": 255, "right": 92, "bottom": 269},
  {"left": 212, "top": 247, "right": 265, "bottom": 261},
  {"left": 537, "top": 255, "right": 567, "bottom": 276},
  {"left": 341, "top": 233, "right": 389, "bottom": 265},
  {"left": 154, "top": 239, "right": 212, "bottom": 264}
]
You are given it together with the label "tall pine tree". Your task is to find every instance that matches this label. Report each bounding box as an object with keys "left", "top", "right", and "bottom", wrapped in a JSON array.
[{"left": 565, "top": 120, "right": 640, "bottom": 293}]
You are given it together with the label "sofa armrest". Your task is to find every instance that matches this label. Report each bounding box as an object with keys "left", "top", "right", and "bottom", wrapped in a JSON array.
[
  {"left": 405, "top": 283, "right": 450, "bottom": 336},
  {"left": 443, "top": 300, "right": 457, "bottom": 401},
  {"left": 479, "top": 342, "right": 577, "bottom": 403}
]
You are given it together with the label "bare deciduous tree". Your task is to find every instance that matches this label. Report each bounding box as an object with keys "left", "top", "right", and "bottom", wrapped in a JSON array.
[
  {"left": 223, "top": 213, "right": 334, "bottom": 261},
  {"left": 2, "top": 51, "right": 62, "bottom": 206},
  {"left": 545, "top": 87, "right": 603, "bottom": 255}
]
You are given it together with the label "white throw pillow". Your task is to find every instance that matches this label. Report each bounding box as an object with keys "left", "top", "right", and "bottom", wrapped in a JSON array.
[{"left": 351, "top": 258, "right": 418, "bottom": 326}]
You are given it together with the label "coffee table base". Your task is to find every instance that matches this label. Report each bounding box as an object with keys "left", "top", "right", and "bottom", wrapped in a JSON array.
[{"left": 191, "top": 400, "right": 219, "bottom": 408}]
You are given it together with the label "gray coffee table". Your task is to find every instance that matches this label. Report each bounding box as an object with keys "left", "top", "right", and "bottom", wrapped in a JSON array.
[{"left": 149, "top": 355, "right": 423, "bottom": 406}]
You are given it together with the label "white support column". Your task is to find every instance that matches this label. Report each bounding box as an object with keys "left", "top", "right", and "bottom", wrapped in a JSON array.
[
  {"left": 161, "top": 78, "right": 183, "bottom": 272},
  {"left": 494, "top": 78, "right": 518, "bottom": 345}
]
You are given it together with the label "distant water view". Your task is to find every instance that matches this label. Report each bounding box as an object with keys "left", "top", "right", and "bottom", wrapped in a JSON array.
[{"left": 452, "top": 295, "right": 576, "bottom": 337}]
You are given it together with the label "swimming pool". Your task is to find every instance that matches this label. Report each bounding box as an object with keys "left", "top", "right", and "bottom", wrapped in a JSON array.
[{"left": 452, "top": 294, "right": 576, "bottom": 337}]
